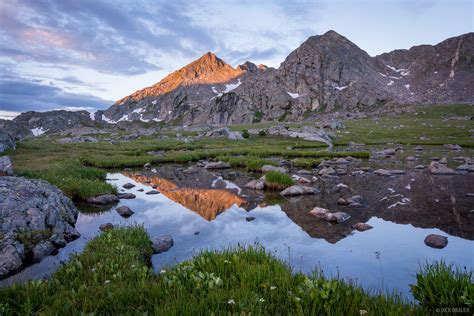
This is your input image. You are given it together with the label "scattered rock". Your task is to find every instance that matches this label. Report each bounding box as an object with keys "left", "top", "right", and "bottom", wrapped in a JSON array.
[
  {"left": 87, "top": 194, "right": 119, "bottom": 205},
  {"left": 116, "top": 206, "right": 134, "bottom": 218},
  {"left": 0, "top": 156, "right": 13, "bottom": 176},
  {"left": 415, "top": 165, "right": 425, "bottom": 169},
  {"left": 122, "top": 183, "right": 136, "bottom": 189},
  {"left": 137, "top": 188, "right": 144, "bottom": 192},
  {"left": 57, "top": 136, "right": 98, "bottom": 144},
  {"left": 205, "top": 127, "right": 244, "bottom": 140},
  {"left": 428, "top": 162, "right": 456, "bottom": 175},
  {"left": 291, "top": 175, "right": 311, "bottom": 184},
  {"left": 117, "top": 193, "right": 136, "bottom": 199},
  {"left": 424, "top": 234, "right": 448, "bottom": 249},
  {"left": 456, "top": 164, "right": 474, "bottom": 172},
  {"left": 144, "top": 163, "right": 152, "bottom": 170},
  {"left": 152, "top": 235, "right": 174, "bottom": 254},
  {"left": 309, "top": 207, "right": 350, "bottom": 223},
  {"left": 318, "top": 167, "right": 336, "bottom": 176},
  {"left": 374, "top": 169, "right": 405, "bottom": 176},
  {"left": 32, "top": 241, "right": 55, "bottom": 263},
  {"left": 352, "top": 223, "right": 373, "bottom": 231},
  {"left": 245, "top": 216, "right": 256, "bottom": 222},
  {"left": 413, "top": 147, "right": 423, "bottom": 151},
  {"left": 261, "top": 165, "right": 288, "bottom": 173},
  {"left": 439, "top": 157, "right": 447, "bottom": 164},
  {"left": 244, "top": 179, "right": 265, "bottom": 190},
  {"left": 374, "top": 148, "right": 396, "bottom": 157},
  {"left": 406, "top": 156, "right": 415, "bottom": 161},
  {"left": 99, "top": 223, "right": 114, "bottom": 231},
  {"left": 443, "top": 144, "right": 461, "bottom": 150},
  {"left": 204, "top": 161, "right": 231, "bottom": 169},
  {"left": 280, "top": 185, "right": 320, "bottom": 196}
]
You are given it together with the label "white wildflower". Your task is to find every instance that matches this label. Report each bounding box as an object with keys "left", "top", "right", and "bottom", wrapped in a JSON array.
[
  {"left": 160, "top": 270, "right": 167, "bottom": 274},
  {"left": 104, "top": 280, "right": 110, "bottom": 284},
  {"left": 224, "top": 260, "right": 230, "bottom": 264},
  {"left": 228, "top": 299, "right": 235, "bottom": 305},
  {"left": 258, "top": 298, "right": 265, "bottom": 303},
  {"left": 270, "top": 286, "right": 276, "bottom": 290}
]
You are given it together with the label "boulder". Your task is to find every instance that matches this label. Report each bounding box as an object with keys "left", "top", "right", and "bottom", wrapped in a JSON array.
[
  {"left": 424, "top": 234, "right": 448, "bottom": 249},
  {"left": 0, "top": 156, "right": 13, "bottom": 176},
  {"left": 205, "top": 127, "right": 244, "bottom": 140},
  {"left": 151, "top": 235, "right": 174, "bottom": 254},
  {"left": 291, "top": 175, "right": 311, "bottom": 184},
  {"left": 352, "top": 223, "right": 373, "bottom": 231},
  {"left": 428, "top": 162, "right": 456, "bottom": 175},
  {"left": 261, "top": 165, "right": 288, "bottom": 173},
  {"left": 116, "top": 206, "right": 134, "bottom": 218},
  {"left": 0, "top": 131, "right": 15, "bottom": 153},
  {"left": 280, "top": 185, "right": 320, "bottom": 196},
  {"left": 309, "top": 207, "right": 350, "bottom": 223},
  {"left": 204, "top": 161, "right": 231, "bottom": 169},
  {"left": 0, "top": 176, "right": 80, "bottom": 278},
  {"left": 122, "top": 183, "right": 135, "bottom": 189},
  {"left": 87, "top": 194, "right": 119, "bottom": 205},
  {"left": 244, "top": 179, "right": 265, "bottom": 190},
  {"left": 374, "top": 148, "right": 396, "bottom": 157}
]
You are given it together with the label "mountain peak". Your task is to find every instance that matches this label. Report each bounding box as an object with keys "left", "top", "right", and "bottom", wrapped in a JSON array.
[{"left": 114, "top": 52, "right": 243, "bottom": 105}]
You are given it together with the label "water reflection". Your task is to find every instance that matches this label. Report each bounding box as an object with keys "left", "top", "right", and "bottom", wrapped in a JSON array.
[{"left": 125, "top": 172, "right": 247, "bottom": 220}]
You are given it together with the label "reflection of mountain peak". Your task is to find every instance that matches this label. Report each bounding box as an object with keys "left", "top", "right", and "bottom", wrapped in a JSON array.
[{"left": 127, "top": 173, "right": 246, "bottom": 221}]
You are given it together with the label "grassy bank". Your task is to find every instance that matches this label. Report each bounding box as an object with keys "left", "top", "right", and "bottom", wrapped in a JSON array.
[{"left": 0, "top": 226, "right": 471, "bottom": 315}]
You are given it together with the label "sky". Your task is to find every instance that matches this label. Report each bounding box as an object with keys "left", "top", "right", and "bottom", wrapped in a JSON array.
[{"left": 0, "top": 0, "right": 472, "bottom": 118}]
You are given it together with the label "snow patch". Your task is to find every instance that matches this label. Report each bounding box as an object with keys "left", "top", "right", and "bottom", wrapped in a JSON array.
[
  {"left": 335, "top": 86, "right": 348, "bottom": 91},
  {"left": 89, "top": 111, "right": 96, "bottom": 121},
  {"left": 102, "top": 114, "right": 116, "bottom": 124},
  {"left": 31, "top": 127, "right": 47, "bottom": 136},
  {"left": 132, "top": 108, "right": 145, "bottom": 114},
  {"left": 386, "top": 65, "right": 409, "bottom": 76},
  {"left": 223, "top": 79, "right": 241, "bottom": 93},
  {"left": 379, "top": 72, "right": 387, "bottom": 77},
  {"left": 387, "top": 80, "right": 394, "bottom": 86},
  {"left": 287, "top": 91, "right": 301, "bottom": 98},
  {"left": 404, "top": 84, "right": 411, "bottom": 90},
  {"left": 151, "top": 100, "right": 157, "bottom": 105}
]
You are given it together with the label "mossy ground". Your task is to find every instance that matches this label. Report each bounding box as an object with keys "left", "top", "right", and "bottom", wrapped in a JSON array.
[{"left": 0, "top": 226, "right": 471, "bottom": 315}]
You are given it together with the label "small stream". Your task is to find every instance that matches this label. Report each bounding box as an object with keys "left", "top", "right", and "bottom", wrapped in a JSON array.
[{"left": 2, "top": 145, "right": 473, "bottom": 299}]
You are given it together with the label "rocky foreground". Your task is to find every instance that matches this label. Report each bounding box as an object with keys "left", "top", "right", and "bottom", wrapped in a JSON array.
[{"left": 0, "top": 177, "right": 80, "bottom": 279}]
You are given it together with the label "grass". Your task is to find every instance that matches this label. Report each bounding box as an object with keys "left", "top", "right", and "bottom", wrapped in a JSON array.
[
  {"left": 0, "top": 226, "right": 470, "bottom": 315},
  {"left": 264, "top": 171, "right": 295, "bottom": 190},
  {"left": 411, "top": 261, "right": 474, "bottom": 308}
]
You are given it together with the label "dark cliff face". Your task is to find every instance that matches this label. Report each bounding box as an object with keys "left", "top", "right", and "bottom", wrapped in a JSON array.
[{"left": 100, "top": 31, "right": 474, "bottom": 126}]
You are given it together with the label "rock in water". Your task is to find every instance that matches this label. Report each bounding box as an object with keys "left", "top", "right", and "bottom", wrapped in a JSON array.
[
  {"left": 261, "top": 165, "right": 288, "bottom": 173},
  {"left": 424, "top": 234, "right": 448, "bottom": 249},
  {"left": 352, "top": 223, "right": 373, "bottom": 231},
  {"left": 0, "top": 131, "right": 15, "bottom": 153},
  {"left": 122, "top": 183, "right": 136, "bottom": 189},
  {"left": 116, "top": 206, "right": 134, "bottom": 218},
  {"left": 99, "top": 223, "right": 114, "bottom": 231},
  {"left": 117, "top": 193, "right": 136, "bottom": 199},
  {"left": 280, "top": 185, "right": 320, "bottom": 196},
  {"left": 244, "top": 179, "right": 265, "bottom": 190},
  {"left": 0, "top": 176, "right": 80, "bottom": 278},
  {"left": 428, "top": 162, "right": 456, "bottom": 175},
  {"left": 309, "top": 207, "right": 350, "bottom": 223},
  {"left": 87, "top": 194, "right": 119, "bottom": 205},
  {"left": 152, "top": 235, "right": 174, "bottom": 253},
  {"left": 204, "top": 161, "right": 231, "bottom": 169},
  {"left": 0, "top": 156, "right": 13, "bottom": 176}
]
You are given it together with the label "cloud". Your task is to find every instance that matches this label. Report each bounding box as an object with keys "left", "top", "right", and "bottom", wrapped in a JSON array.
[{"left": 0, "top": 77, "right": 113, "bottom": 112}]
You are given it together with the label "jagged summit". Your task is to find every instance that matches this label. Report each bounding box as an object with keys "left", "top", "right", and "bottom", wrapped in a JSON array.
[{"left": 114, "top": 52, "right": 244, "bottom": 105}]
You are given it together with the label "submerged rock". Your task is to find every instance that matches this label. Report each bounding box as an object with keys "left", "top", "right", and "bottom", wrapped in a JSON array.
[
  {"left": 87, "top": 194, "right": 119, "bottom": 205},
  {"left": 309, "top": 207, "right": 350, "bottom": 223},
  {"left": 318, "top": 167, "right": 336, "bottom": 176},
  {"left": 0, "top": 156, "right": 13, "bottom": 176},
  {"left": 280, "top": 185, "right": 320, "bottom": 196},
  {"left": 424, "top": 234, "right": 448, "bottom": 249},
  {"left": 0, "top": 176, "right": 80, "bottom": 278},
  {"left": 428, "top": 162, "right": 456, "bottom": 175},
  {"left": 152, "top": 235, "right": 174, "bottom": 254},
  {"left": 145, "top": 190, "right": 160, "bottom": 195},
  {"left": 116, "top": 206, "right": 134, "bottom": 218},
  {"left": 245, "top": 216, "right": 256, "bottom": 222}
]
